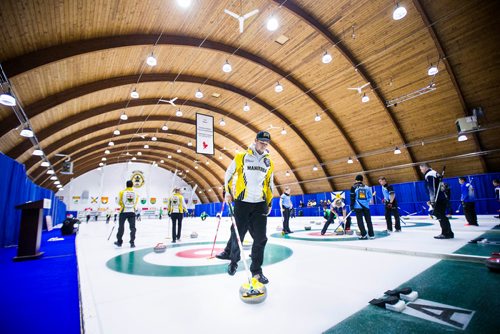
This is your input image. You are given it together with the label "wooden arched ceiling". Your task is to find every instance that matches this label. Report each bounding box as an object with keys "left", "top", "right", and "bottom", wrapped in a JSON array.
[{"left": 1, "top": 0, "right": 498, "bottom": 196}]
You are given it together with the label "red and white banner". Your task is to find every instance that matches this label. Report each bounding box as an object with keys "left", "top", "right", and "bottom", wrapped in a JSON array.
[{"left": 196, "top": 113, "right": 214, "bottom": 155}]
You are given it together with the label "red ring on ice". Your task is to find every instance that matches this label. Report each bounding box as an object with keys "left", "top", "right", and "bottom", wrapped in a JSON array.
[{"left": 176, "top": 247, "right": 225, "bottom": 258}]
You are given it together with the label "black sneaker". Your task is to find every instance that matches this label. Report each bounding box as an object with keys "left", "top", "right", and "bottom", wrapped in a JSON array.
[
  {"left": 228, "top": 262, "right": 238, "bottom": 276},
  {"left": 114, "top": 241, "right": 122, "bottom": 247},
  {"left": 434, "top": 234, "right": 447, "bottom": 239},
  {"left": 253, "top": 273, "right": 269, "bottom": 284},
  {"left": 395, "top": 229, "right": 402, "bottom": 232},
  {"left": 130, "top": 243, "right": 135, "bottom": 248},
  {"left": 358, "top": 235, "right": 368, "bottom": 240},
  {"left": 216, "top": 251, "right": 231, "bottom": 260}
]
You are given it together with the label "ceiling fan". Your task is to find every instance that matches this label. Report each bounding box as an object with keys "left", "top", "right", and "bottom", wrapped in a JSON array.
[
  {"left": 347, "top": 82, "right": 370, "bottom": 94},
  {"left": 266, "top": 124, "right": 280, "bottom": 130},
  {"left": 224, "top": 8, "right": 259, "bottom": 33},
  {"left": 159, "top": 97, "right": 178, "bottom": 106}
]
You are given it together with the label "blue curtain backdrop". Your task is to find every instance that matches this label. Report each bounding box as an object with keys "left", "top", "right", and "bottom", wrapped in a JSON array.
[
  {"left": 195, "top": 172, "right": 500, "bottom": 218},
  {"left": 0, "top": 153, "right": 66, "bottom": 247}
]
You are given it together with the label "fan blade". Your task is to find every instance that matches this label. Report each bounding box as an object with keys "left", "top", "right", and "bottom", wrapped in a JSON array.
[
  {"left": 239, "top": 19, "right": 244, "bottom": 33},
  {"left": 170, "top": 97, "right": 178, "bottom": 103},
  {"left": 347, "top": 88, "right": 359, "bottom": 91},
  {"left": 243, "top": 9, "right": 259, "bottom": 19},
  {"left": 360, "top": 82, "right": 370, "bottom": 89},
  {"left": 224, "top": 9, "right": 240, "bottom": 19}
]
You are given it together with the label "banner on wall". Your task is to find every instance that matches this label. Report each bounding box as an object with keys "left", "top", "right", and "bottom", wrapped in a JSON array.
[
  {"left": 196, "top": 113, "right": 214, "bottom": 155},
  {"left": 150, "top": 197, "right": 156, "bottom": 204},
  {"left": 141, "top": 198, "right": 147, "bottom": 205},
  {"left": 72, "top": 196, "right": 80, "bottom": 204},
  {"left": 101, "top": 197, "right": 109, "bottom": 204},
  {"left": 163, "top": 198, "right": 168, "bottom": 204},
  {"left": 131, "top": 170, "right": 145, "bottom": 188},
  {"left": 91, "top": 197, "right": 98, "bottom": 204}
]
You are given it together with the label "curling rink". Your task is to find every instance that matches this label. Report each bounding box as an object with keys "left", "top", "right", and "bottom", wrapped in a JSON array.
[{"left": 77, "top": 215, "right": 500, "bottom": 334}]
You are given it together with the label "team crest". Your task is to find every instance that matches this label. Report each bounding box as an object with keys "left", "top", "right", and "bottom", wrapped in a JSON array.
[
  {"left": 331, "top": 191, "right": 345, "bottom": 200},
  {"left": 263, "top": 157, "right": 270, "bottom": 167},
  {"left": 163, "top": 198, "right": 169, "bottom": 204},
  {"left": 141, "top": 198, "right": 147, "bottom": 205},
  {"left": 131, "top": 170, "right": 145, "bottom": 188},
  {"left": 91, "top": 197, "right": 98, "bottom": 203},
  {"left": 150, "top": 197, "right": 157, "bottom": 204},
  {"left": 101, "top": 197, "right": 109, "bottom": 204}
]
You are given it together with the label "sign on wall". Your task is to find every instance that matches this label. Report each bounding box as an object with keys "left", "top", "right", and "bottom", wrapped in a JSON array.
[
  {"left": 131, "top": 170, "right": 145, "bottom": 188},
  {"left": 196, "top": 113, "right": 214, "bottom": 155}
]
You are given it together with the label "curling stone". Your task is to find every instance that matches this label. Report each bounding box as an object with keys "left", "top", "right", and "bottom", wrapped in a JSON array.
[
  {"left": 190, "top": 231, "right": 198, "bottom": 239},
  {"left": 304, "top": 224, "right": 312, "bottom": 230},
  {"left": 239, "top": 278, "right": 267, "bottom": 304},
  {"left": 486, "top": 255, "right": 500, "bottom": 272},
  {"left": 153, "top": 243, "right": 167, "bottom": 253},
  {"left": 345, "top": 230, "right": 354, "bottom": 235}
]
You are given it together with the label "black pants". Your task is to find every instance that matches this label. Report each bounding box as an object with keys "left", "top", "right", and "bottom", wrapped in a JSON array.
[
  {"left": 355, "top": 207, "right": 374, "bottom": 237},
  {"left": 116, "top": 212, "right": 136, "bottom": 245},
  {"left": 385, "top": 204, "right": 401, "bottom": 231},
  {"left": 433, "top": 200, "right": 454, "bottom": 236},
  {"left": 171, "top": 213, "right": 183, "bottom": 241},
  {"left": 321, "top": 211, "right": 336, "bottom": 234},
  {"left": 230, "top": 201, "right": 268, "bottom": 276},
  {"left": 463, "top": 201, "right": 478, "bottom": 225},
  {"left": 282, "top": 207, "right": 292, "bottom": 232}
]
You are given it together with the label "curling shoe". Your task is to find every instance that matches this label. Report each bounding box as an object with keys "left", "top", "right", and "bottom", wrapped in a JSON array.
[
  {"left": 216, "top": 251, "right": 231, "bottom": 260},
  {"left": 228, "top": 262, "right": 238, "bottom": 276},
  {"left": 253, "top": 273, "right": 269, "bottom": 284}
]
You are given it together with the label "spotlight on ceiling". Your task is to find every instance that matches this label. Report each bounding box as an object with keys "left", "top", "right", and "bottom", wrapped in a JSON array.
[
  {"left": 0, "top": 90, "right": 16, "bottom": 106},
  {"left": 130, "top": 88, "right": 139, "bottom": 99},
  {"left": 458, "top": 134, "right": 468, "bottom": 142},
  {"left": 222, "top": 60, "right": 232, "bottom": 73},
  {"left": 176, "top": 0, "right": 191, "bottom": 8},
  {"left": 175, "top": 109, "right": 183, "bottom": 117},
  {"left": 361, "top": 93, "right": 370, "bottom": 103},
  {"left": 392, "top": 3, "right": 407, "bottom": 20},
  {"left": 243, "top": 102, "right": 250, "bottom": 112},
  {"left": 144, "top": 144, "right": 149, "bottom": 149},
  {"left": 195, "top": 88, "right": 204, "bottom": 99},
  {"left": 314, "top": 114, "right": 321, "bottom": 122},
  {"left": 146, "top": 53, "right": 157, "bottom": 67},
  {"left": 394, "top": 147, "right": 402, "bottom": 155},
  {"left": 322, "top": 51, "right": 332, "bottom": 64},
  {"left": 266, "top": 16, "right": 279, "bottom": 31},
  {"left": 427, "top": 64, "right": 439, "bottom": 76},
  {"left": 219, "top": 118, "right": 226, "bottom": 126},
  {"left": 162, "top": 123, "right": 168, "bottom": 131},
  {"left": 108, "top": 141, "right": 115, "bottom": 146},
  {"left": 274, "top": 82, "right": 283, "bottom": 93},
  {"left": 20, "top": 127, "right": 34, "bottom": 138},
  {"left": 281, "top": 128, "right": 287, "bottom": 135},
  {"left": 347, "top": 157, "right": 353, "bottom": 164},
  {"left": 113, "top": 129, "right": 121, "bottom": 135},
  {"left": 41, "top": 161, "right": 50, "bottom": 167},
  {"left": 151, "top": 136, "right": 157, "bottom": 141},
  {"left": 104, "top": 149, "right": 110, "bottom": 154},
  {"left": 312, "top": 165, "right": 318, "bottom": 171},
  {"left": 32, "top": 149, "right": 44, "bottom": 156}
]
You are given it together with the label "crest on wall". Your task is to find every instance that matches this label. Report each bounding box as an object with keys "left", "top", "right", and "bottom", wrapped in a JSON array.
[
  {"left": 131, "top": 170, "right": 145, "bottom": 188},
  {"left": 101, "top": 197, "right": 109, "bottom": 204}
]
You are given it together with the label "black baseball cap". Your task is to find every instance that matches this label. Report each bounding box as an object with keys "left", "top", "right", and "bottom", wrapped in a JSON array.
[{"left": 256, "top": 131, "right": 271, "bottom": 142}]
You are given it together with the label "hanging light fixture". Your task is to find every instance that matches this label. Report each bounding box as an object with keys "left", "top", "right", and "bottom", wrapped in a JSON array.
[
  {"left": 120, "top": 112, "right": 128, "bottom": 121},
  {"left": 458, "top": 134, "right": 468, "bottom": 142},
  {"left": 314, "top": 114, "right": 321, "bottom": 122},
  {"left": 50, "top": 176, "right": 57, "bottom": 180},
  {"left": 59, "top": 188, "right": 65, "bottom": 191},
  {"left": 219, "top": 155, "right": 223, "bottom": 160},
  {"left": 275, "top": 82, "right": 283, "bottom": 93},
  {"left": 177, "top": 148, "right": 182, "bottom": 153},
  {"left": 32, "top": 149, "right": 44, "bottom": 156},
  {"left": 205, "top": 161, "right": 210, "bottom": 165},
  {"left": 104, "top": 149, "right": 110, "bottom": 154},
  {"left": 322, "top": 51, "right": 332, "bottom": 64},
  {"left": 392, "top": 3, "right": 407, "bottom": 20},
  {"left": 285, "top": 171, "right": 290, "bottom": 177},
  {"left": 56, "top": 185, "right": 62, "bottom": 188},
  {"left": 195, "top": 165, "right": 198, "bottom": 169},
  {"left": 168, "top": 155, "right": 172, "bottom": 159},
  {"left": 146, "top": 53, "right": 157, "bottom": 67},
  {"left": 195, "top": 88, "right": 204, "bottom": 99},
  {"left": 312, "top": 165, "right": 318, "bottom": 171},
  {"left": 160, "top": 159, "right": 164, "bottom": 163},
  {"left": 243, "top": 102, "right": 250, "bottom": 112},
  {"left": 54, "top": 181, "right": 60, "bottom": 185},
  {"left": 176, "top": 0, "right": 191, "bottom": 8},
  {"left": 427, "top": 64, "right": 439, "bottom": 76},
  {"left": 347, "top": 157, "right": 353, "bottom": 164},
  {"left": 281, "top": 128, "right": 287, "bottom": 135},
  {"left": 0, "top": 89, "right": 16, "bottom": 106},
  {"left": 151, "top": 136, "right": 157, "bottom": 141},
  {"left": 144, "top": 144, "right": 149, "bottom": 149},
  {"left": 132, "top": 157, "right": 137, "bottom": 161},
  {"left": 20, "top": 127, "right": 34, "bottom": 138},
  {"left": 394, "top": 147, "right": 402, "bottom": 154},
  {"left": 47, "top": 170, "right": 55, "bottom": 175},
  {"left": 361, "top": 93, "right": 370, "bottom": 103},
  {"left": 175, "top": 109, "right": 183, "bottom": 117},
  {"left": 108, "top": 141, "right": 115, "bottom": 146},
  {"left": 41, "top": 161, "right": 50, "bottom": 167},
  {"left": 187, "top": 141, "right": 193, "bottom": 147},
  {"left": 101, "top": 157, "right": 107, "bottom": 161},
  {"left": 222, "top": 60, "right": 232, "bottom": 73},
  {"left": 219, "top": 118, "right": 226, "bottom": 126},
  {"left": 130, "top": 88, "right": 139, "bottom": 99},
  {"left": 137, "top": 152, "right": 142, "bottom": 156},
  {"left": 162, "top": 123, "right": 168, "bottom": 131},
  {"left": 113, "top": 128, "right": 121, "bottom": 135},
  {"left": 266, "top": 15, "right": 279, "bottom": 31}
]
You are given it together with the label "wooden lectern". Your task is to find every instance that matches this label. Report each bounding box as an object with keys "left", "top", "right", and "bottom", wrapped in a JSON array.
[{"left": 13, "top": 198, "right": 52, "bottom": 261}]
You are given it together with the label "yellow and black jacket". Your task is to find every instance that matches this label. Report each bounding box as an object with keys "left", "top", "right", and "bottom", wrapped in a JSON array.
[
  {"left": 168, "top": 193, "right": 187, "bottom": 214},
  {"left": 225, "top": 144, "right": 274, "bottom": 206},
  {"left": 119, "top": 187, "right": 138, "bottom": 213}
]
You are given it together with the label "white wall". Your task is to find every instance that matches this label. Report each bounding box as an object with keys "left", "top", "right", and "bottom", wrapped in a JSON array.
[{"left": 56, "top": 162, "right": 200, "bottom": 213}]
